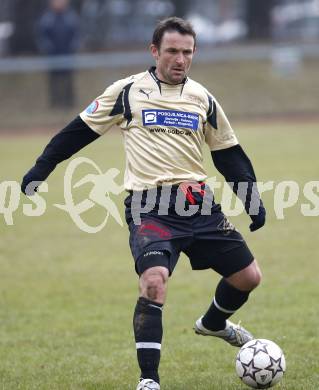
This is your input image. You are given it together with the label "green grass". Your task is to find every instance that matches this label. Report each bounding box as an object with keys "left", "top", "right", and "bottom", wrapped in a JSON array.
[{"left": 0, "top": 121, "right": 319, "bottom": 389}]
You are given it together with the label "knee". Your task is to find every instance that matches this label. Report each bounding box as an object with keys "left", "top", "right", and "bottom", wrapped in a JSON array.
[
  {"left": 248, "top": 266, "right": 262, "bottom": 290},
  {"left": 244, "top": 261, "right": 262, "bottom": 291},
  {"left": 146, "top": 276, "right": 164, "bottom": 301},
  {"left": 227, "top": 260, "right": 262, "bottom": 291},
  {"left": 140, "top": 267, "right": 169, "bottom": 303}
]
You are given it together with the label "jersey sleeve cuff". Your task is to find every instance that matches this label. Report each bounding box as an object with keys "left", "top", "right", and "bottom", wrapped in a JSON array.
[
  {"left": 210, "top": 140, "right": 239, "bottom": 152},
  {"left": 79, "top": 113, "right": 104, "bottom": 136}
]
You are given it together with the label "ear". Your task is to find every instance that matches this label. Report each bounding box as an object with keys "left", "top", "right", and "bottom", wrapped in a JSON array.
[{"left": 150, "top": 44, "right": 159, "bottom": 61}]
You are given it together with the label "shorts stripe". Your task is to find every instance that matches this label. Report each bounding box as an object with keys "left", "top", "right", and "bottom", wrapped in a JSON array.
[
  {"left": 214, "top": 297, "right": 236, "bottom": 314},
  {"left": 136, "top": 342, "right": 161, "bottom": 350}
]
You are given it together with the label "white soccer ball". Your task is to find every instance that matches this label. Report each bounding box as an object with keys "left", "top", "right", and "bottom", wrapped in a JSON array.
[{"left": 235, "top": 338, "right": 286, "bottom": 388}]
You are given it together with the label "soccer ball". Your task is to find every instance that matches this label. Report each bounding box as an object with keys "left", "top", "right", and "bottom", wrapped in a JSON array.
[{"left": 236, "top": 339, "right": 286, "bottom": 388}]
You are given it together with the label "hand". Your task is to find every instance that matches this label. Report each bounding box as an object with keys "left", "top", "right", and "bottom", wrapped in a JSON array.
[
  {"left": 21, "top": 168, "right": 43, "bottom": 195},
  {"left": 249, "top": 205, "right": 266, "bottom": 232}
]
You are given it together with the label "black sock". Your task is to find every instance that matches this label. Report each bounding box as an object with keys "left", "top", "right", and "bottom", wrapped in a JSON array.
[
  {"left": 133, "top": 297, "right": 163, "bottom": 383},
  {"left": 202, "top": 278, "right": 250, "bottom": 331}
]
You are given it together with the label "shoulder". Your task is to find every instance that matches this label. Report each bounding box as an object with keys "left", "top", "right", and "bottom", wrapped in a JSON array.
[
  {"left": 120, "top": 70, "right": 150, "bottom": 87},
  {"left": 101, "top": 71, "right": 149, "bottom": 95},
  {"left": 184, "top": 78, "right": 216, "bottom": 110},
  {"left": 189, "top": 78, "right": 219, "bottom": 100}
]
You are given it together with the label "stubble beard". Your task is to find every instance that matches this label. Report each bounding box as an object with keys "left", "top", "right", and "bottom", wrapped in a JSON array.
[{"left": 166, "top": 68, "right": 187, "bottom": 85}]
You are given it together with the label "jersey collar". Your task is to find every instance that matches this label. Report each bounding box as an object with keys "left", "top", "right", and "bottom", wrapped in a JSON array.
[{"left": 148, "top": 66, "right": 188, "bottom": 94}]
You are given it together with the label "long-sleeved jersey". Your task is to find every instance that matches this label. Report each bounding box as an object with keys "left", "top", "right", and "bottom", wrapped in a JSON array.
[{"left": 80, "top": 67, "right": 238, "bottom": 191}]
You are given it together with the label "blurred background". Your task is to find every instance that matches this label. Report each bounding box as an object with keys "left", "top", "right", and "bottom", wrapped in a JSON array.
[
  {"left": 0, "top": 0, "right": 318, "bottom": 131},
  {"left": 0, "top": 4, "right": 318, "bottom": 388}
]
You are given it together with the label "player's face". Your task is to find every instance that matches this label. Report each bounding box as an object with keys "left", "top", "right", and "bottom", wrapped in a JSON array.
[{"left": 151, "top": 31, "right": 195, "bottom": 85}]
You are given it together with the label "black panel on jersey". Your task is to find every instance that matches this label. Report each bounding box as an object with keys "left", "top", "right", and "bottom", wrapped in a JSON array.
[
  {"left": 207, "top": 95, "right": 217, "bottom": 130},
  {"left": 110, "top": 90, "right": 124, "bottom": 116},
  {"left": 123, "top": 82, "right": 134, "bottom": 124}
]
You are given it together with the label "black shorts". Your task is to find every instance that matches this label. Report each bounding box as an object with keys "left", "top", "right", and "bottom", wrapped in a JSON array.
[{"left": 125, "top": 186, "right": 254, "bottom": 278}]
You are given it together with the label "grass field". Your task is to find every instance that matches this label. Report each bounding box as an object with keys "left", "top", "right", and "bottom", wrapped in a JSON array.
[{"left": 0, "top": 121, "right": 318, "bottom": 389}]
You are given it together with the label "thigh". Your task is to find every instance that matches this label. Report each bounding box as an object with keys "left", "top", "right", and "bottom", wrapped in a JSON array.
[
  {"left": 128, "top": 218, "right": 184, "bottom": 276},
  {"left": 183, "top": 230, "right": 254, "bottom": 277}
]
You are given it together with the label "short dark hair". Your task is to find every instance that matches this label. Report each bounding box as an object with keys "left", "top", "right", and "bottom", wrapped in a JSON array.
[{"left": 152, "top": 17, "right": 196, "bottom": 49}]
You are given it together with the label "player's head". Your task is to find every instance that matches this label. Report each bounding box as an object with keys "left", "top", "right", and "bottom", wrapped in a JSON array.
[{"left": 150, "top": 17, "right": 196, "bottom": 85}]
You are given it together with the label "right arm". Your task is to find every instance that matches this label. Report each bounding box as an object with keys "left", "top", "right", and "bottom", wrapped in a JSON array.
[
  {"left": 21, "top": 116, "right": 100, "bottom": 194},
  {"left": 21, "top": 77, "right": 128, "bottom": 195}
]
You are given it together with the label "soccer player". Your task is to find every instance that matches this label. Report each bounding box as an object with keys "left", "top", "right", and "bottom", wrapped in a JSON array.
[{"left": 22, "top": 17, "right": 266, "bottom": 390}]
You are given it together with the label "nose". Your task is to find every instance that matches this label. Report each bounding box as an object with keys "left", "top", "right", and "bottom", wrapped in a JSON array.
[{"left": 175, "top": 53, "right": 184, "bottom": 65}]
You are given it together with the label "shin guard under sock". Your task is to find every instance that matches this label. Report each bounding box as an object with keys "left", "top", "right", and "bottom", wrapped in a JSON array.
[
  {"left": 202, "top": 278, "right": 250, "bottom": 331},
  {"left": 133, "top": 297, "right": 163, "bottom": 383}
]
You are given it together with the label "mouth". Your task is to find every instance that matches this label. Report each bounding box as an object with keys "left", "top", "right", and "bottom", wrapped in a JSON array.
[{"left": 171, "top": 68, "right": 185, "bottom": 75}]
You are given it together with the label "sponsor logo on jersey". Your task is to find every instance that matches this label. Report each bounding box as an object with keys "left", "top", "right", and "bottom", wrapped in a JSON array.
[
  {"left": 143, "top": 111, "right": 157, "bottom": 124},
  {"left": 149, "top": 127, "right": 192, "bottom": 136},
  {"left": 142, "top": 109, "right": 199, "bottom": 131},
  {"left": 85, "top": 100, "right": 99, "bottom": 114}
]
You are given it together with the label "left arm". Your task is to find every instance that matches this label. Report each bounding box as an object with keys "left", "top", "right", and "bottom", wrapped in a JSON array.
[
  {"left": 204, "top": 93, "right": 265, "bottom": 231},
  {"left": 211, "top": 144, "right": 265, "bottom": 232}
]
